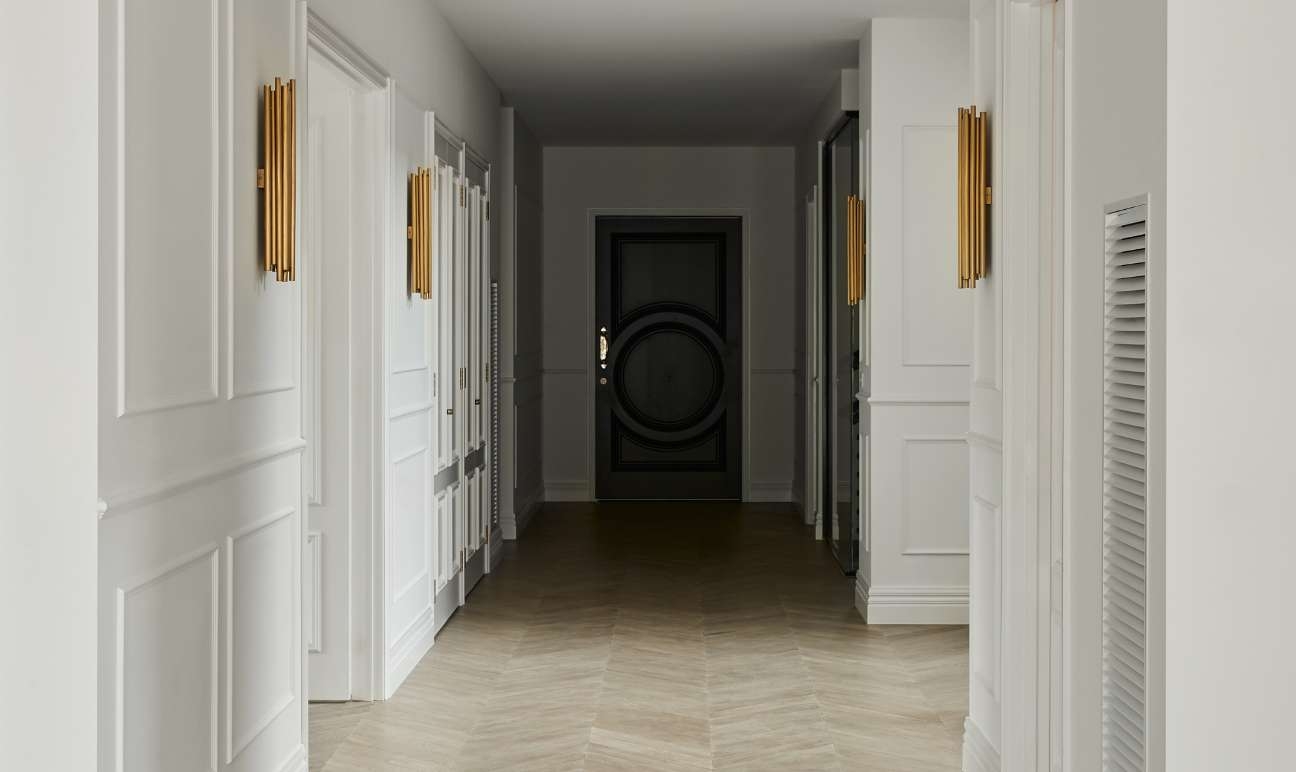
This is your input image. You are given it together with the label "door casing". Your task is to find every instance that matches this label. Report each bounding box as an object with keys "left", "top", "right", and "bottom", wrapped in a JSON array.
[{"left": 304, "top": 8, "right": 391, "bottom": 703}]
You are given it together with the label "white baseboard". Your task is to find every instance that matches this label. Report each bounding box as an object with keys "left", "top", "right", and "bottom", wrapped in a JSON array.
[
  {"left": 544, "top": 479, "right": 591, "bottom": 501},
  {"left": 864, "top": 585, "right": 969, "bottom": 625},
  {"left": 488, "top": 527, "right": 504, "bottom": 571},
  {"left": 748, "top": 480, "right": 793, "bottom": 502},
  {"left": 275, "top": 745, "right": 308, "bottom": 772},
  {"left": 384, "top": 608, "right": 436, "bottom": 699},
  {"left": 962, "top": 716, "right": 1001, "bottom": 772},
  {"left": 503, "top": 484, "right": 543, "bottom": 540},
  {"left": 854, "top": 575, "right": 870, "bottom": 621}
]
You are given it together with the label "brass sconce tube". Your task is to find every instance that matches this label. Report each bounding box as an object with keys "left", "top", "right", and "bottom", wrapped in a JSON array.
[
  {"left": 846, "top": 195, "right": 866, "bottom": 306},
  {"left": 856, "top": 195, "right": 866, "bottom": 303},
  {"left": 408, "top": 167, "right": 433, "bottom": 299},
  {"left": 957, "top": 105, "right": 990, "bottom": 289},
  {"left": 258, "top": 78, "right": 296, "bottom": 282},
  {"left": 846, "top": 195, "right": 856, "bottom": 306}
]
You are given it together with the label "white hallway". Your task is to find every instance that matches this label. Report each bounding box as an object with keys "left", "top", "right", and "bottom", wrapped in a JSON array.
[{"left": 2, "top": 1, "right": 1294, "bottom": 771}]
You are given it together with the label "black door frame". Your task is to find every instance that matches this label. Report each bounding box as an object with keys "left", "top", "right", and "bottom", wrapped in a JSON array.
[
  {"left": 821, "top": 112, "right": 861, "bottom": 573},
  {"left": 585, "top": 209, "right": 749, "bottom": 501}
]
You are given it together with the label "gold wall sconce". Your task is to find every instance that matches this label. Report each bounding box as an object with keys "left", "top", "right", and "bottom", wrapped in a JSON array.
[
  {"left": 407, "top": 167, "right": 433, "bottom": 299},
  {"left": 957, "top": 105, "right": 991, "bottom": 289},
  {"left": 847, "top": 194, "right": 866, "bottom": 306},
  {"left": 258, "top": 78, "right": 296, "bottom": 282}
]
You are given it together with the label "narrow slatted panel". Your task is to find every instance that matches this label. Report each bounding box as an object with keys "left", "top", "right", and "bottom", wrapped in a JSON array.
[
  {"left": 1103, "top": 202, "right": 1149, "bottom": 772},
  {"left": 490, "top": 281, "right": 501, "bottom": 532}
]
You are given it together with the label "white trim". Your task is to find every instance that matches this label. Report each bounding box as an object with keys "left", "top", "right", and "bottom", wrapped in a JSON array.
[
  {"left": 305, "top": 11, "right": 394, "bottom": 705},
  {"left": 583, "top": 208, "right": 752, "bottom": 501},
  {"left": 865, "top": 585, "right": 970, "bottom": 625},
  {"left": 867, "top": 395, "right": 970, "bottom": 406},
  {"left": 100, "top": 438, "right": 307, "bottom": 516},
  {"left": 748, "top": 481, "right": 793, "bottom": 502},
  {"left": 382, "top": 608, "right": 435, "bottom": 700},
  {"left": 854, "top": 575, "right": 870, "bottom": 621},
  {"left": 544, "top": 480, "right": 591, "bottom": 502},
  {"left": 304, "top": 9, "right": 387, "bottom": 88},
  {"left": 963, "top": 717, "right": 1003, "bottom": 772},
  {"left": 504, "top": 485, "right": 543, "bottom": 540},
  {"left": 305, "top": 531, "right": 322, "bottom": 654},
  {"left": 967, "top": 430, "right": 1004, "bottom": 452},
  {"left": 995, "top": 1, "right": 1064, "bottom": 768}
]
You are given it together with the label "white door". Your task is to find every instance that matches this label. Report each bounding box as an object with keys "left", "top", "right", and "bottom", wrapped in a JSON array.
[
  {"left": 304, "top": 48, "right": 356, "bottom": 702},
  {"left": 97, "top": 1, "right": 307, "bottom": 770},
  {"left": 463, "top": 181, "right": 485, "bottom": 593},
  {"left": 433, "top": 158, "right": 463, "bottom": 631}
]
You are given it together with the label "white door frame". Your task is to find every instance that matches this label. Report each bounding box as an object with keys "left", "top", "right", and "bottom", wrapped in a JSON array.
[
  {"left": 994, "top": 0, "right": 1066, "bottom": 768},
  {"left": 304, "top": 9, "right": 391, "bottom": 703},
  {"left": 583, "top": 208, "right": 751, "bottom": 501}
]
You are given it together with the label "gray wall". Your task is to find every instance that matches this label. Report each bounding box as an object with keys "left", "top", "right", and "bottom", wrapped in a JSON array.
[
  {"left": 541, "top": 146, "right": 797, "bottom": 501},
  {"left": 499, "top": 107, "right": 545, "bottom": 537}
]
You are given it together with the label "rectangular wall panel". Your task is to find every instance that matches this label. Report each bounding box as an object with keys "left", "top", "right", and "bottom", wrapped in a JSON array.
[
  {"left": 901, "top": 436, "right": 970, "bottom": 555},
  {"left": 119, "top": 548, "right": 219, "bottom": 772},
  {"left": 227, "top": 509, "right": 297, "bottom": 763},
  {"left": 120, "top": 0, "right": 220, "bottom": 414},
  {"left": 900, "top": 125, "right": 969, "bottom": 368}
]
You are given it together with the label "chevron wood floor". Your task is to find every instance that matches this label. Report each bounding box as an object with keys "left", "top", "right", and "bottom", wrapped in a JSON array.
[{"left": 311, "top": 502, "right": 968, "bottom": 771}]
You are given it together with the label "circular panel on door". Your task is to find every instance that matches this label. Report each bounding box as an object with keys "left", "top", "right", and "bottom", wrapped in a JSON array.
[{"left": 609, "top": 314, "right": 727, "bottom": 443}]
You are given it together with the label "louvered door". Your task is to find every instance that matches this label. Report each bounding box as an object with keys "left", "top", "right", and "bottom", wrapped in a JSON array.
[{"left": 1102, "top": 200, "right": 1149, "bottom": 772}]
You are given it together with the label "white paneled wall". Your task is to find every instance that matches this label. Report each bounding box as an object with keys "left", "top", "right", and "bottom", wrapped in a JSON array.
[
  {"left": 97, "top": 2, "right": 307, "bottom": 771},
  {"left": 859, "top": 18, "right": 971, "bottom": 625}
]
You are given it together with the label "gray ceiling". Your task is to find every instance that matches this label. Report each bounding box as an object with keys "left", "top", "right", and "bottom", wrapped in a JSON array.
[{"left": 434, "top": 0, "right": 967, "bottom": 145}]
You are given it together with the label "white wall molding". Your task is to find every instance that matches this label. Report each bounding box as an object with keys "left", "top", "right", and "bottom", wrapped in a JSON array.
[
  {"left": 962, "top": 717, "right": 1002, "bottom": 772},
  {"left": 224, "top": 506, "right": 299, "bottom": 765},
  {"left": 275, "top": 745, "right": 308, "bottom": 772},
  {"left": 865, "top": 584, "right": 969, "bottom": 625},
  {"left": 506, "top": 485, "right": 544, "bottom": 539},
  {"left": 383, "top": 606, "right": 436, "bottom": 700},
  {"left": 854, "top": 575, "right": 871, "bottom": 621},
  {"left": 100, "top": 438, "right": 307, "bottom": 517},
  {"left": 544, "top": 479, "right": 591, "bottom": 502},
  {"left": 868, "top": 395, "right": 970, "bottom": 406},
  {"left": 305, "top": 532, "right": 322, "bottom": 654},
  {"left": 306, "top": 9, "right": 389, "bottom": 89},
  {"left": 748, "top": 480, "right": 793, "bottom": 502},
  {"left": 966, "top": 430, "right": 1003, "bottom": 452}
]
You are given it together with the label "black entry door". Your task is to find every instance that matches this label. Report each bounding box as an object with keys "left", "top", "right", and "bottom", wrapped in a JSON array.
[{"left": 595, "top": 217, "right": 742, "bottom": 500}]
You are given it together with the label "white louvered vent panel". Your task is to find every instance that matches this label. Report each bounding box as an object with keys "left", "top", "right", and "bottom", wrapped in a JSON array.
[{"left": 1102, "top": 202, "right": 1149, "bottom": 772}]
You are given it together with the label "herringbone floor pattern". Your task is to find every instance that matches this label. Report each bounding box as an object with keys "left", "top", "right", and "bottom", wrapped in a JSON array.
[{"left": 311, "top": 502, "right": 967, "bottom": 771}]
